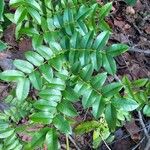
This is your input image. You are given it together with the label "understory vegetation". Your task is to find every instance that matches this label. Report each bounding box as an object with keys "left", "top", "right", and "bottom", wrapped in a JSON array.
[{"left": 0, "top": 0, "right": 149, "bottom": 149}]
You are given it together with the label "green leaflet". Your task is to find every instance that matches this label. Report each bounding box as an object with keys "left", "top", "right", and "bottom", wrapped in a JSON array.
[
  {"left": 0, "top": 121, "right": 9, "bottom": 131},
  {"left": 36, "top": 45, "right": 53, "bottom": 60},
  {"left": 105, "top": 104, "right": 116, "bottom": 131},
  {"left": 0, "top": 40, "right": 7, "bottom": 52},
  {"left": 34, "top": 99, "right": 57, "bottom": 109},
  {"left": 63, "top": 8, "right": 73, "bottom": 24},
  {"left": 4, "top": 133, "right": 16, "bottom": 146},
  {"left": 132, "top": 78, "right": 148, "bottom": 87},
  {"left": 14, "top": 6, "right": 27, "bottom": 24},
  {"left": 33, "top": 99, "right": 57, "bottom": 113},
  {"left": 0, "top": 0, "right": 4, "bottom": 21},
  {"left": 143, "top": 105, "right": 150, "bottom": 117},
  {"left": 0, "top": 70, "right": 25, "bottom": 82},
  {"left": 91, "top": 72, "right": 107, "bottom": 90},
  {"left": 0, "top": 128, "right": 14, "bottom": 139},
  {"left": 58, "top": 100, "right": 78, "bottom": 117},
  {"left": 39, "top": 88, "right": 61, "bottom": 101},
  {"left": 27, "top": 7, "right": 41, "bottom": 24},
  {"left": 92, "top": 97, "right": 105, "bottom": 119},
  {"left": 53, "top": 114, "right": 72, "bottom": 134},
  {"left": 70, "top": 32, "right": 80, "bottom": 49},
  {"left": 45, "top": 129, "right": 59, "bottom": 150},
  {"left": 82, "top": 89, "right": 97, "bottom": 108},
  {"left": 93, "top": 31, "right": 110, "bottom": 50},
  {"left": 81, "top": 31, "right": 94, "bottom": 48},
  {"left": 91, "top": 51, "right": 102, "bottom": 71},
  {"left": 39, "top": 64, "right": 53, "bottom": 82},
  {"left": 29, "top": 71, "right": 42, "bottom": 90},
  {"left": 62, "top": 88, "right": 79, "bottom": 102},
  {"left": 25, "top": 51, "right": 44, "bottom": 67},
  {"left": 99, "top": 2, "right": 112, "bottom": 20},
  {"left": 102, "top": 82, "right": 123, "bottom": 97},
  {"left": 13, "top": 59, "right": 34, "bottom": 74},
  {"left": 30, "top": 112, "right": 53, "bottom": 124},
  {"left": 106, "top": 44, "right": 129, "bottom": 57},
  {"left": 5, "top": 140, "right": 21, "bottom": 150},
  {"left": 122, "top": 76, "right": 134, "bottom": 97},
  {"left": 24, "top": 128, "right": 49, "bottom": 150},
  {"left": 112, "top": 98, "right": 139, "bottom": 111},
  {"left": 76, "top": 5, "right": 91, "bottom": 20},
  {"left": 47, "top": 78, "right": 66, "bottom": 91},
  {"left": 80, "top": 64, "right": 93, "bottom": 81},
  {"left": 16, "top": 78, "right": 30, "bottom": 101},
  {"left": 102, "top": 53, "right": 116, "bottom": 75}
]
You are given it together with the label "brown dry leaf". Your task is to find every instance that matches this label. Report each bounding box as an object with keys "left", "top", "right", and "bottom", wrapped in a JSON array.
[
  {"left": 18, "top": 38, "right": 32, "bottom": 52},
  {"left": 124, "top": 120, "right": 141, "bottom": 141},
  {"left": 126, "top": 6, "right": 135, "bottom": 15},
  {"left": 112, "top": 33, "right": 129, "bottom": 43},
  {"left": 114, "top": 20, "right": 126, "bottom": 29},
  {"left": 0, "top": 52, "right": 14, "bottom": 70},
  {"left": 4, "top": 24, "right": 17, "bottom": 47},
  {"left": 144, "top": 25, "right": 150, "bottom": 34},
  {"left": 134, "top": 0, "right": 144, "bottom": 11},
  {"left": 18, "top": 133, "right": 32, "bottom": 142},
  {"left": 124, "top": 24, "right": 131, "bottom": 30}
]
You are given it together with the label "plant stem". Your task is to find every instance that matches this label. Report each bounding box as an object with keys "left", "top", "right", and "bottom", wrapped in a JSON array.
[{"left": 66, "top": 134, "right": 70, "bottom": 150}]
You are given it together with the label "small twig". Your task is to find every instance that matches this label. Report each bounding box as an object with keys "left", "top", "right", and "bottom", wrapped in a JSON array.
[
  {"left": 138, "top": 111, "right": 149, "bottom": 139},
  {"left": 145, "top": 138, "right": 150, "bottom": 150},
  {"left": 100, "top": 133, "right": 111, "bottom": 150},
  {"left": 68, "top": 135, "right": 81, "bottom": 150},
  {"left": 129, "top": 47, "right": 150, "bottom": 55},
  {"left": 83, "top": 108, "right": 89, "bottom": 121},
  {"left": 132, "top": 137, "right": 145, "bottom": 150},
  {"left": 113, "top": 74, "right": 121, "bottom": 82},
  {"left": 109, "top": 123, "right": 150, "bottom": 146}
]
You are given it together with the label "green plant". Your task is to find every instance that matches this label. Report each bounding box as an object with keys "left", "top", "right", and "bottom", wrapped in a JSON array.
[
  {"left": 0, "top": 0, "right": 149, "bottom": 149},
  {"left": 124, "top": 0, "right": 137, "bottom": 6}
]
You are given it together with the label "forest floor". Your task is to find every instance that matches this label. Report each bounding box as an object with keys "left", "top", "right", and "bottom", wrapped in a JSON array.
[{"left": 0, "top": 0, "right": 150, "bottom": 150}]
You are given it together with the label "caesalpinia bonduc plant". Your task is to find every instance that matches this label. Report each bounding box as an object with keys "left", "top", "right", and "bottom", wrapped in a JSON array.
[{"left": 0, "top": 0, "right": 149, "bottom": 149}]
